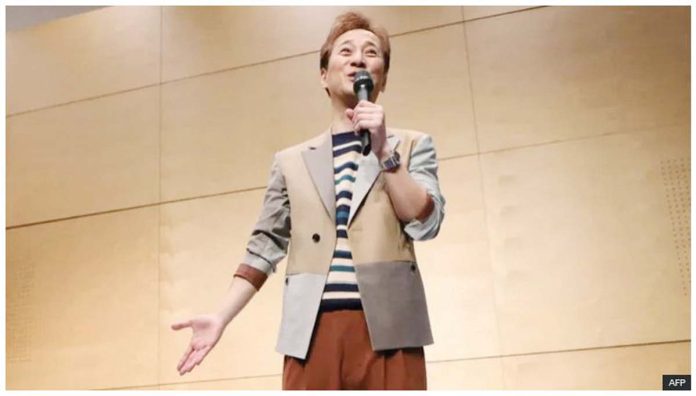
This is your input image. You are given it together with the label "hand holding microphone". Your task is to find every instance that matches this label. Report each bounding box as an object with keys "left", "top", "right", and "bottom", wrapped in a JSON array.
[{"left": 347, "top": 70, "right": 387, "bottom": 157}]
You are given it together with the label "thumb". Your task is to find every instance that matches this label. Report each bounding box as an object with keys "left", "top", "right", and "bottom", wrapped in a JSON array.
[
  {"left": 345, "top": 108, "right": 354, "bottom": 119},
  {"left": 171, "top": 320, "right": 192, "bottom": 330}
]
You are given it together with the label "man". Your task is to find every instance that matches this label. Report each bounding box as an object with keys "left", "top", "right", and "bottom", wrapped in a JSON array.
[{"left": 171, "top": 11, "right": 445, "bottom": 390}]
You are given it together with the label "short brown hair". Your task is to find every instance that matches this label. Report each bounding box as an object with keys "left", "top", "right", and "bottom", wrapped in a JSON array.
[{"left": 319, "top": 12, "right": 391, "bottom": 94}]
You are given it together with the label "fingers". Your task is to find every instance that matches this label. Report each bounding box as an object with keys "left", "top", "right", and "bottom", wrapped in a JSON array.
[
  {"left": 351, "top": 103, "right": 383, "bottom": 127},
  {"left": 355, "top": 99, "right": 373, "bottom": 107},
  {"left": 179, "top": 348, "right": 200, "bottom": 375},
  {"left": 194, "top": 345, "right": 212, "bottom": 366},
  {"left": 349, "top": 102, "right": 381, "bottom": 123},
  {"left": 354, "top": 100, "right": 381, "bottom": 111},
  {"left": 171, "top": 320, "right": 192, "bottom": 331},
  {"left": 352, "top": 114, "right": 383, "bottom": 132},
  {"left": 353, "top": 105, "right": 382, "bottom": 115},
  {"left": 348, "top": 101, "right": 385, "bottom": 137},
  {"left": 177, "top": 343, "right": 194, "bottom": 373},
  {"left": 179, "top": 346, "right": 209, "bottom": 375}
]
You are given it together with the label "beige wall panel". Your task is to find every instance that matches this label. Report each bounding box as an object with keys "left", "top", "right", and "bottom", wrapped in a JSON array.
[
  {"left": 427, "top": 358, "right": 505, "bottom": 390},
  {"left": 162, "top": 6, "right": 462, "bottom": 81},
  {"left": 157, "top": 342, "right": 691, "bottom": 390},
  {"left": 466, "top": 6, "right": 689, "bottom": 152},
  {"left": 7, "top": 87, "right": 160, "bottom": 227},
  {"left": 161, "top": 359, "right": 505, "bottom": 390},
  {"left": 462, "top": 6, "right": 542, "bottom": 21},
  {"left": 162, "top": 23, "right": 477, "bottom": 202},
  {"left": 160, "top": 357, "right": 508, "bottom": 390},
  {"left": 380, "top": 24, "right": 477, "bottom": 159},
  {"left": 160, "top": 375, "right": 281, "bottom": 390},
  {"left": 609, "top": 7, "right": 690, "bottom": 132},
  {"left": 502, "top": 341, "right": 690, "bottom": 389},
  {"left": 418, "top": 157, "right": 501, "bottom": 361},
  {"left": 161, "top": 53, "right": 331, "bottom": 201},
  {"left": 160, "top": 191, "right": 286, "bottom": 384},
  {"left": 7, "top": 6, "right": 160, "bottom": 114},
  {"left": 6, "top": 207, "right": 159, "bottom": 389},
  {"left": 480, "top": 124, "right": 690, "bottom": 355}
]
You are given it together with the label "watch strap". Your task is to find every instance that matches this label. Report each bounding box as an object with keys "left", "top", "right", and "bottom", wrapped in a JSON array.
[{"left": 380, "top": 149, "right": 401, "bottom": 172}]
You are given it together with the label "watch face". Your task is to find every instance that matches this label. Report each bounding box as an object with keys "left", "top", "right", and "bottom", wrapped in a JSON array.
[{"left": 382, "top": 151, "right": 400, "bottom": 171}]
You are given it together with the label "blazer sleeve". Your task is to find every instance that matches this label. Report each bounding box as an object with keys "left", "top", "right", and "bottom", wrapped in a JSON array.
[
  {"left": 402, "top": 133, "right": 446, "bottom": 241},
  {"left": 233, "top": 153, "right": 291, "bottom": 290}
]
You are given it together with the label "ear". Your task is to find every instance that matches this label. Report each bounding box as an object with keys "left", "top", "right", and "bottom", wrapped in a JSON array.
[{"left": 320, "top": 67, "right": 328, "bottom": 90}]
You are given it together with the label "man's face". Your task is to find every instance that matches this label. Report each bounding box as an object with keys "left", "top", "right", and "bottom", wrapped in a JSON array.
[{"left": 320, "top": 29, "right": 387, "bottom": 104}]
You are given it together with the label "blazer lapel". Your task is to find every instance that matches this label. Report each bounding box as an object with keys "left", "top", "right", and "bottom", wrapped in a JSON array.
[
  {"left": 348, "top": 132, "right": 400, "bottom": 227},
  {"left": 301, "top": 129, "right": 335, "bottom": 223},
  {"left": 301, "top": 129, "right": 400, "bottom": 226}
]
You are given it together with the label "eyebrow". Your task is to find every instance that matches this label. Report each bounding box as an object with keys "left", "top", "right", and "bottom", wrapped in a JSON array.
[{"left": 336, "top": 39, "right": 380, "bottom": 49}]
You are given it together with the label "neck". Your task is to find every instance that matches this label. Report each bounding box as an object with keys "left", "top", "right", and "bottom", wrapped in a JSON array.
[{"left": 328, "top": 95, "right": 357, "bottom": 134}]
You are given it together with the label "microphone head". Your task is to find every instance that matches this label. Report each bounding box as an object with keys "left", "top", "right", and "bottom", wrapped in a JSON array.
[{"left": 352, "top": 70, "right": 374, "bottom": 95}]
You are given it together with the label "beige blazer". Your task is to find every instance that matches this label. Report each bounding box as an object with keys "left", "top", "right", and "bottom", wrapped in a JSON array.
[{"left": 241, "top": 127, "right": 445, "bottom": 359}]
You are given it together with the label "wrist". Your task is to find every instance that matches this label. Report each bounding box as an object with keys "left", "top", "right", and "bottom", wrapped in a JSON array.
[
  {"left": 379, "top": 148, "right": 401, "bottom": 172},
  {"left": 378, "top": 148, "right": 392, "bottom": 161},
  {"left": 215, "top": 310, "right": 231, "bottom": 327}
]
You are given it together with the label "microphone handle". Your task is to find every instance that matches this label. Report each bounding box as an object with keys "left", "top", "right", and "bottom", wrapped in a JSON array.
[
  {"left": 360, "top": 129, "right": 371, "bottom": 156},
  {"left": 357, "top": 87, "right": 372, "bottom": 156}
]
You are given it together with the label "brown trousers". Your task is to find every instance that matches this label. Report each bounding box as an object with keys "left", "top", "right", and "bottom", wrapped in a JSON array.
[{"left": 282, "top": 309, "right": 427, "bottom": 390}]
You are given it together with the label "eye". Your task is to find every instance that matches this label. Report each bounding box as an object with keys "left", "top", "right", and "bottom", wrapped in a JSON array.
[
  {"left": 366, "top": 49, "right": 378, "bottom": 56},
  {"left": 339, "top": 48, "right": 351, "bottom": 54}
]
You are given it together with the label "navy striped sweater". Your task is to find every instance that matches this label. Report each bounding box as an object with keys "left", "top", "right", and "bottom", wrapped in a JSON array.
[{"left": 318, "top": 131, "right": 363, "bottom": 311}]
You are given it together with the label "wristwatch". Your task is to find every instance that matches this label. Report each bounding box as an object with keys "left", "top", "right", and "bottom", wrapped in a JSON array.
[{"left": 379, "top": 149, "right": 401, "bottom": 172}]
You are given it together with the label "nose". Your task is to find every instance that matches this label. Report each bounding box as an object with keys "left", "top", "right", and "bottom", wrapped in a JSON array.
[{"left": 349, "top": 52, "right": 366, "bottom": 68}]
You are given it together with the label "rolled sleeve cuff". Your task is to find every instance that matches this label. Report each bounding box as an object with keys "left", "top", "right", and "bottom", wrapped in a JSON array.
[
  {"left": 234, "top": 263, "right": 269, "bottom": 291},
  {"left": 404, "top": 191, "right": 443, "bottom": 241},
  {"left": 242, "top": 249, "right": 276, "bottom": 273}
]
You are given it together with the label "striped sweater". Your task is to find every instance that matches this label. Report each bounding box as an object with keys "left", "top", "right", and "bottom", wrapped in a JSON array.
[{"left": 318, "top": 131, "right": 363, "bottom": 311}]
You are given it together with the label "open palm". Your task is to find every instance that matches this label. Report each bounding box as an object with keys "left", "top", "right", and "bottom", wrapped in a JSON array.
[{"left": 171, "top": 314, "right": 225, "bottom": 375}]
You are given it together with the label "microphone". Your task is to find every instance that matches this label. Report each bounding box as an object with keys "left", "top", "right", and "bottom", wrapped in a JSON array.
[{"left": 352, "top": 70, "right": 374, "bottom": 156}]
